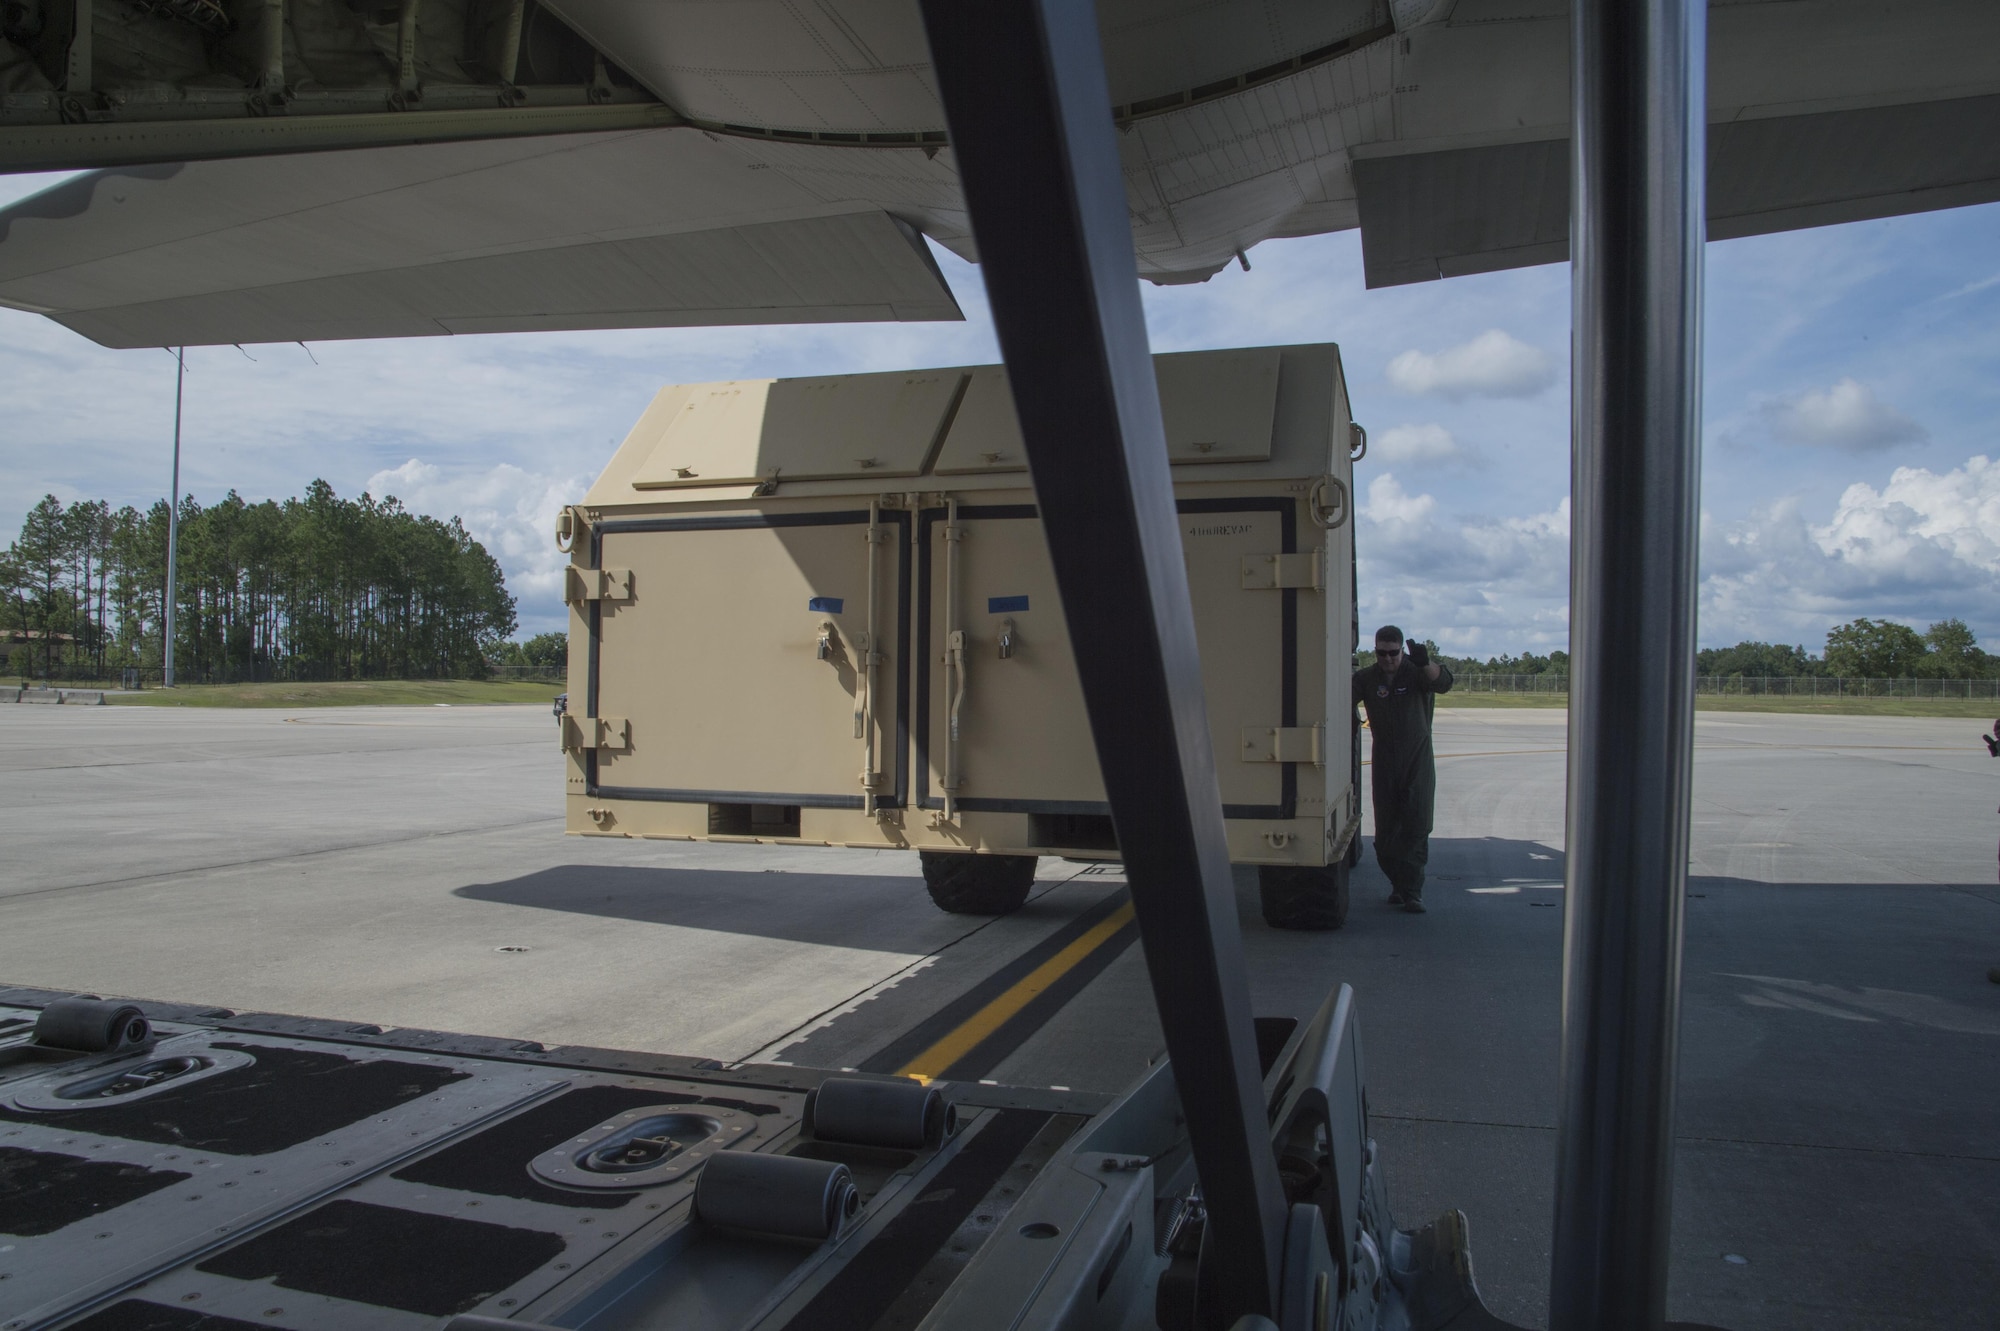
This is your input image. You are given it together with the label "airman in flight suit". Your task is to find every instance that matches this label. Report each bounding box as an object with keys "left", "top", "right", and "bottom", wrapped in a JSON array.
[{"left": 1353, "top": 625, "right": 1453, "bottom": 913}]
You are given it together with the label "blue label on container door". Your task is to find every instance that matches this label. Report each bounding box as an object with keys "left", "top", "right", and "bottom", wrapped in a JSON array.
[
  {"left": 988, "top": 595, "right": 1030, "bottom": 614},
  {"left": 808, "top": 596, "right": 844, "bottom": 614}
]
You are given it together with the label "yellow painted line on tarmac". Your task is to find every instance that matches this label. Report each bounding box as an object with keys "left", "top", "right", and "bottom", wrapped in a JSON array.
[{"left": 895, "top": 899, "right": 1137, "bottom": 1080}]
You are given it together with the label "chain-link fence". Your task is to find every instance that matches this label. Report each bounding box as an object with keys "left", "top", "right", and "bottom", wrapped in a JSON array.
[
  {"left": 1453, "top": 674, "right": 1571, "bottom": 693},
  {"left": 485, "top": 665, "right": 567, "bottom": 682},
  {"left": 8, "top": 662, "right": 565, "bottom": 690},
  {"left": 1453, "top": 673, "right": 2000, "bottom": 698}
]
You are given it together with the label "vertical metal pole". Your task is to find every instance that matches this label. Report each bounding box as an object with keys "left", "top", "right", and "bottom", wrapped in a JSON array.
[
  {"left": 497, "top": 0, "right": 524, "bottom": 85},
  {"left": 396, "top": 0, "right": 421, "bottom": 98},
  {"left": 918, "top": 1, "right": 1288, "bottom": 1319},
  {"left": 164, "top": 347, "right": 184, "bottom": 689},
  {"left": 64, "top": 0, "right": 92, "bottom": 92},
  {"left": 1552, "top": 1, "right": 1705, "bottom": 1328},
  {"left": 260, "top": 0, "right": 285, "bottom": 91}
]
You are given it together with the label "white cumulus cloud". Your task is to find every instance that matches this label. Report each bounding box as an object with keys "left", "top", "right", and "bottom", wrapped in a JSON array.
[
  {"left": 1701, "top": 455, "right": 2000, "bottom": 641},
  {"left": 1353, "top": 455, "right": 2000, "bottom": 656},
  {"left": 1385, "top": 330, "right": 1556, "bottom": 400},
  {"left": 1360, "top": 472, "right": 1439, "bottom": 533},
  {"left": 1372, "top": 423, "right": 1467, "bottom": 466},
  {"left": 1756, "top": 377, "right": 1926, "bottom": 452},
  {"left": 366, "top": 458, "right": 592, "bottom": 634},
  {"left": 1358, "top": 473, "right": 1572, "bottom": 652}
]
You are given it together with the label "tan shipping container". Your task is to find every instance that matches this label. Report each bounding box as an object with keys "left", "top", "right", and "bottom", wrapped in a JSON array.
[{"left": 559, "top": 342, "right": 1363, "bottom": 925}]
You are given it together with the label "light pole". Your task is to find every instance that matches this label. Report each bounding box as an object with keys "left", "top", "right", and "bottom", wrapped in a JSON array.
[{"left": 164, "top": 346, "right": 183, "bottom": 688}]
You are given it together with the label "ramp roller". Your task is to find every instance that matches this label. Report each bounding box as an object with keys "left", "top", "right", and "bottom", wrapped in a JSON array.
[
  {"left": 33, "top": 997, "right": 150, "bottom": 1052},
  {"left": 807, "top": 1076, "right": 957, "bottom": 1149},
  {"left": 694, "top": 1151, "right": 858, "bottom": 1242}
]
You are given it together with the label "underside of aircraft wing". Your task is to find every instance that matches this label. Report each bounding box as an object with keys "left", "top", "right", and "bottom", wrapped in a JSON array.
[
  {"left": 1350, "top": 2, "right": 2000, "bottom": 287},
  {"left": 0, "top": 0, "right": 1994, "bottom": 345},
  {"left": 0, "top": 131, "right": 962, "bottom": 346}
]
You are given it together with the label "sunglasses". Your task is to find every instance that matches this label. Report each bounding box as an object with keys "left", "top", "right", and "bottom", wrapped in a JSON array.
[{"left": 1375, "top": 646, "right": 1403, "bottom": 657}]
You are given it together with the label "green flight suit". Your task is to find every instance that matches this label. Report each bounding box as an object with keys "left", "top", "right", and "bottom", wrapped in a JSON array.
[{"left": 1352, "top": 659, "right": 1454, "bottom": 901}]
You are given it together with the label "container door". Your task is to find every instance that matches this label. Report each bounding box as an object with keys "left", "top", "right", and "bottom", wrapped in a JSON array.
[
  {"left": 917, "top": 498, "right": 1297, "bottom": 821},
  {"left": 588, "top": 508, "right": 909, "bottom": 811}
]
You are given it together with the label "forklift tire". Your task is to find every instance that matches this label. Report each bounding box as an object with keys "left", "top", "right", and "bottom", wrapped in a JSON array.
[
  {"left": 920, "top": 851, "right": 1036, "bottom": 915},
  {"left": 1259, "top": 861, "right": 1351, "bottom": 931}
]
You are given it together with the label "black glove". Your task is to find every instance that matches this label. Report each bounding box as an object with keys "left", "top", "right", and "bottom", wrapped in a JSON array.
[
  {"left": 1406, "top": 640, "right": 1429, "bottom": 669},
  {"left": 1984, "top": 731, "right": 1999, "bottom": 757}
]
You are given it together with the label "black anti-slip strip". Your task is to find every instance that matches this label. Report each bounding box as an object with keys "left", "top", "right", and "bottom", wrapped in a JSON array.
[
  {"left": 775, "top": 1109, "right": 1052, "bottom": 1331},
  {"left": 62, "top": 1301, "right": 275, "bottom": 1331},
  {"left": 197, "top": 1199, "right": 563, "bottom": 1317},
  {"left": 0, "top": 1146, "right": 190, "bottom": 1237},
  {"left": 0, "top": 1043, "right": 467, "bottom": 1156},
  {"left": 859, "top": 889, "right": 1136, "bottom": 1079}
]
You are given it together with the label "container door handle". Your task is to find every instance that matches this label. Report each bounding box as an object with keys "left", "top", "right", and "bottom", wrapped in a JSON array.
[
  {"left": 859, "top": 501, "right": 887, "bottom": 812},
  {"left": 942, "top": 498, "right": 966, "bottom": 820}
]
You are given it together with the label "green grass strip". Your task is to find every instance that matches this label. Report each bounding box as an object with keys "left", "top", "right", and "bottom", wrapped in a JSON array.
[
  {"left": 1439, "top": 691, "right": 2000, "bottom": 718},
  {"left": 107, "top": 679, "right": 565, "bottom": 708}
]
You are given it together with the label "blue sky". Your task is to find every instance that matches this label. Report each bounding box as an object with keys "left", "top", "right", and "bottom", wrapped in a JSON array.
[{"left": 2, "top": 166, "right": 1994, "bottom": 656}]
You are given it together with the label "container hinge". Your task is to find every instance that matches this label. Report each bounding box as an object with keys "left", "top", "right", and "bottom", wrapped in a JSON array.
[
  {"left": 1240, "top": 724, "right": 1322, "bottom": 765},
  {"left": 562, "top": 715, "right": 630, "bottom": 752},
  {"left": 1240, "top": 550, "right": 1322, "bottom": 591},
  {"left": 565, "top": 567, "right": 633, "bottom": 604}
]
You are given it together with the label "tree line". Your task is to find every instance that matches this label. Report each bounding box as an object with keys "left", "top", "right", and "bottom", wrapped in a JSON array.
[
  {"left": 2, "top": 482, "right": 517, "bottom": 683},
  {"left": 1759, "top": 618, "right": 1994, "bottom": 679},
  {"left": 491, "top": 631, "right": 567, "bottom": 674},
  {"left": 1358, "top": 618, "right": 1997, "bottom": 680}
]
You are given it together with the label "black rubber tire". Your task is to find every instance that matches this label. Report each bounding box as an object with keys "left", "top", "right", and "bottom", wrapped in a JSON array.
[
  {"left": 1344, "top": 829, "right": 1364, "bottom": 870},
  {"left": 920, "top": 851, "right": 1036, "bottom": 915},
  {"left": 1258, "top": 860, "right": 1352, "bottom": 931}
]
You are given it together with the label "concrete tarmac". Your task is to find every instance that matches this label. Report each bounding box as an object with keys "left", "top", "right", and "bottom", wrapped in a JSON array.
[{"left": 1, "top": 702, "right": 1995, "bottom": 1329}]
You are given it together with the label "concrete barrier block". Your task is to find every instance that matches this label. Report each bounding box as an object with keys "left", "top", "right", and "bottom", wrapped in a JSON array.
[
  {"left": 20, "top": 689, "right": 61, "bottom": 704},
  {"left": 0, "top": 687, "right": 18, "bottom": 703},
  {"left": 58, "top": 690, "right": 105, "bottom": 705}
]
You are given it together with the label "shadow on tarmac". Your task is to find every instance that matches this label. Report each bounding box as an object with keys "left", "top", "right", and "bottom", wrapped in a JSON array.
[
  {"left": 1319, "top": 838, "right": 2000, "bottom": 1331},
  {"left": 457, "top": 843, "right": 1997, "bottom": 1329},
  {"left": 453, "top": 863, "right": 1108, "bottom": 949}
]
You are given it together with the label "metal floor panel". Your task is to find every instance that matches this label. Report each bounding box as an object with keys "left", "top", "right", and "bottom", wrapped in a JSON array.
[
  {"left": 0, "top": 995, "right": 1093, "bottom": 1331},
  {"left": 1, "top": 1026, "right": 567, "bottom": 1330}
]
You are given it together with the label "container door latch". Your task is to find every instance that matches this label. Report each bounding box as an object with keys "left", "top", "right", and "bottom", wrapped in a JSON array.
[
  {"left": 1241, "top": 724, "right": 1322, "bottom": 765},
  {"left": 1241, "top": 550, "right": 1322, "bottom": 591},
  {"left": 562, "top": 716, "right": 631, "bottom": 753},
  {"left": 565, "top": 567, "right": 634, "bottom": 604}
]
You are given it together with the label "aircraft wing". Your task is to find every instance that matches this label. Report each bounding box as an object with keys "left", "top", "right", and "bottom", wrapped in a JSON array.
[
  {"left": 0, "top": 0, "right": 1994, "bottom": 346},
  {"left": 0, "top": 130, "right": 962, "bottom": 347},
  {"left": 1348, "top": 0, "right": 2000, "bottom": 287}
]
